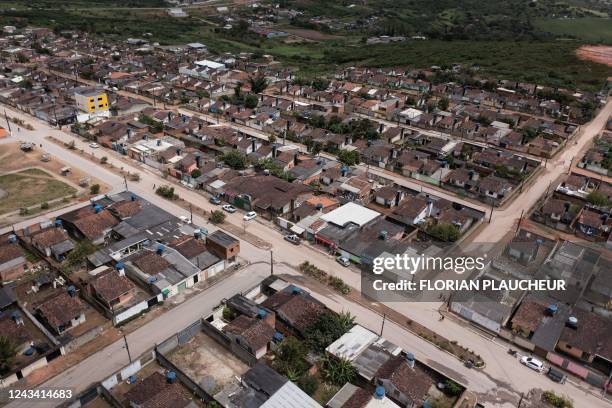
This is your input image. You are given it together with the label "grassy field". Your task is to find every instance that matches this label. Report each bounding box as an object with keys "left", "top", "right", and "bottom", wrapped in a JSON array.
[
  {"left": 0, "top": 169, "right": 76, "bottom": 214},
  {"left": 535, "top": 17, "right": 612, "bottom": 44}
]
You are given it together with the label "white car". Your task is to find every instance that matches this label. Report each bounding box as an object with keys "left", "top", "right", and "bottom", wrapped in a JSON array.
[
  {"left": 520, "top": 356, "right": 544, "bottom": 372},
  {"left": 89, "top": 142, "right": 100, "bottom": 148},
  {"left": 243, "top": 211, "right": 257, "bottom": 221},
  {"left": 222, "top": 204, "right": 237, "bottom": 213},
  {"left": 179, "top": 215, "right": 191, "bottom": 224},
  {"left": 336, "top": 256, "right": 350, "bottom": 267}
]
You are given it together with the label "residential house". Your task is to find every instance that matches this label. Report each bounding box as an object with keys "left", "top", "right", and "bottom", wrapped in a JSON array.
[
  {"left": 30, "top": 226, "right": 75, "bottom": 261},
  {"left": 0, "top": 235, "right": 27, "bottom": 282},
  {"left": 35, "top": 291, "right": 87, "bottom": 335}
]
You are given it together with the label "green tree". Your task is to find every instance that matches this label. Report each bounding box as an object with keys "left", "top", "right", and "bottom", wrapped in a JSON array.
[
  {"left": 337, "top": 149, "right": 360, "bottom": 166},
  {"left": 586, "top": 191, "right": 611, "bottom": 207},
  {"left": 320, "top": 355, "right": 357, "bottom": 386},
  {"left": 0, "top": 337, "right": 17, "bottom": 375},
  {"left": 438, "top": 97, "right": 450, "bottom": 111},
  {"left": 245, "top": 94, "right": 259, "bottom": 109},
  {"left": 156, "top": 185, "right": 176, "bottom": 199},
  {"left": 273, "top": 336, "right": 308, "bottom": 375},
  {"left": 191, "top": 169, "right": 202, "bottom": 179},
  {"left": 209, "top": 210, "right": 226, "bottom": 224},
  {"left": 90, "top": 184, "right": 101, "bottom": 195},
  {"left": 222, "top": 150, "right": 248, "bottom": 170},
  {"left": 249, "top": 75, "right": 268, "bottom": 94},
  {"left": 64, "top": 240, "right": 96, "bottom": 271},
  {"left": 305, "top": 311, "right": 355, "bottom": 352},
  {"left": 427, "top": 224, "right": 461, "bottom": 242}
]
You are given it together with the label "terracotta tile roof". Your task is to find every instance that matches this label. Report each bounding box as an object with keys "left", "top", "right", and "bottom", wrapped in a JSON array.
[
  {"left": 559, "top": 308, "right": 612, "bottom": 361},
  {"left": 108, "top": 200, "right": 142, "bottom": 219},
  {"left": 170, "top": 237, "right": 208, "bottom": 259},
  {"left": 375, "top": 356, "right": 433, "bottom": 405},
  {"left": 0, "top": 243, "right": 24, "bottom": 265},
  {"left": 132, "top": 252, "right": 170, "bottom": 275},
  {"left": 73, "top": 210, "right": 119, "bottom": 241},
  {"left": 36, "top": 292, "right": 86, "bottom": 328},
  {"left": 223, "top": 315, "right": 274, "bottom": 351},
  {"left": 262, "top": 289, "right": 325, "bottom": 332},
  {"left": 510, "top": 298, "right": 547, "bottom": 334},
  {"left": 124, "top": 372, "right": 191, "bottom": 408},
  {"left": 31, "top": 228, "right": 71, "bottom": 248},
  {"left": 344, "top": 388, "right": 373, "bottom": 408},
  {"left": 91, "top": 270, "right": 136, "bottom": 303}
]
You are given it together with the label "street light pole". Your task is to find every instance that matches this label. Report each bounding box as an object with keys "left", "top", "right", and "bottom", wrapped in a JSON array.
[
  {"left": 270, "top": 250, "right": 274, "bottom": 275},
  {"left": 122, "top": 333, "right": 132, "bottom": 364}
]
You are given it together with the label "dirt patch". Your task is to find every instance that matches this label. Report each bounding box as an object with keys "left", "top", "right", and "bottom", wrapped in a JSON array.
[
  {"left": 576, "top": 45, "right": 612, "bottom": 67},
  {"left": 167, "top": 331, "right": 248, "bottom": 394}
]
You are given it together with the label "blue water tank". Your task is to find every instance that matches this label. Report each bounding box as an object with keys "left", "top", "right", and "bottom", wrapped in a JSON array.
[
  {"left": 156, "top": 244, "right": 165, "bottom": 255},
  {"left": 115, "top": 262, "right": 125, "bottom": 271},
  {"left": 166, "top": 371, "right": 176, "bottom": 383},
  {"left": 94, "top": 204, "right": 103, "bottom": 213},
  {"left": 23, "top": 347, "right": 34, "bottom": 356},
  {"left": 374, "top": 386, "right": 385, "bottom": 399},
  {"left": 257, "top": 308, "right": 267, "bottom": 319},
  {"left": 8, "top": 234, "right": 17, "bottom": 243},
  {"left": 291, "top": 286, "right": 301, "bottom": 295},
  {"left": 55, "top": 219, "right": 62, "bottom": 227},
  {"left": 273, "top": 332, "right": 284, "bottom": 342}
]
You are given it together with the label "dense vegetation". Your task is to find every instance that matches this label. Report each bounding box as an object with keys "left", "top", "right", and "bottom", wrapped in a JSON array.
[{"left": 1, "top": 0, "right": 610, "bottom": 90}]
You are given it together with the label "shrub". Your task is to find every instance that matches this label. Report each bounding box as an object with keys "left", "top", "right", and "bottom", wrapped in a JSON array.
[
  {"left": 209, "top": 210, "right": 226, "bottom": 224},
  {"left": 542, "top": 391, "right": 573, "bottom": 408},
  {"left": 444, "top": 379, "right": 463, "bottom": 396},
  {"left": 90, "top": 184, "right": 101, "bottom": 195},
  {"left": 156, "top": 185, "right": 176, "bottom": 199},
  {"left": 40, "top": 202, "right": 49, "bottom": 210},
  {"left": 100, "top": 156, "right": 108, "bottom": 164},
  {"left": 297, "top": 375, "right": 318, "bottom": 396}
]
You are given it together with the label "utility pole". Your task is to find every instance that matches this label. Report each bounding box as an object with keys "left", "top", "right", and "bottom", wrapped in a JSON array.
[
  {"left": 4, "top": 109, "right": 11, "bottom": 133},
  {"left": 270, "top": 250, "right": 274, "bottom": 275},
  {"left": 123, "top": 174, "right": 128, "bottom": 191},
  {"left": 189, "top": 204, "right": 193, "bottom": 224},
  {"left": 123, "top": 333, "right": 132, "bottom": 363},
  {"left": 516, "top": 209, "right": 524, "bottom": 233},
  {"left": 380, "top": 313, "right": 386, "bottom": 336},
  {"left": 488, "top": 201, "right": 494, "bottom": 223}
]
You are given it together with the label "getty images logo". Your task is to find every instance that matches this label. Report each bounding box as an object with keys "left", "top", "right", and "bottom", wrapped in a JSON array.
[{"left": 372, "top": 254, "right": 487, "bottom": 275}]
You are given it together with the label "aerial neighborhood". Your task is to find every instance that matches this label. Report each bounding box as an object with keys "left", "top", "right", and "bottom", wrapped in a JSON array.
[{"left": 0, "top": 6, "right": 611, "bottom": 408}]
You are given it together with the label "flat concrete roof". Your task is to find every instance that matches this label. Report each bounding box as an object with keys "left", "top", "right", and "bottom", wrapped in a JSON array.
[{"left": 321, "top": 202, "right": 380, "bottom": 228}]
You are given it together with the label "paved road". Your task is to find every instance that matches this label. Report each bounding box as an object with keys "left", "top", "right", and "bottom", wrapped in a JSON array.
[
  {"left": 473, "top": 98, "right": 612, "bottom": 243},
  {"left": 2, "top": 104, "right": 611, "bottom": 407}
]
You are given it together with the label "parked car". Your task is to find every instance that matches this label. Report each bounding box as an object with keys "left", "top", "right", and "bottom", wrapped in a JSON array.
[
  {"left": 546, "top": 367, "right": 567, "bottom": 383},
  {"left": 243, "top": 211, "right": 257, "bottom": 221},
  {"left": 209, "top": 196, "right": 221, "bottom": 205},
  {"left": 336, "top": 256, "right": 350, "bottom": 267},
  {"left": 179, "top": 215, "right": 191, "bottom": 224},
  {"left": 284, "top": 234, "right": 301, "bottom": 245},
  {"left": 89, "top": 142, "right": 99, "bottom": 148},
  {"left": 520, "top": 356, "right": 544, "bottom": 372},
  {"left": 222, "top": 204, "right": 236, "bottom": 213}
]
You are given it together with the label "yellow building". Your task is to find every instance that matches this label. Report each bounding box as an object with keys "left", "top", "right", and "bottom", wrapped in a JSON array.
[{"left": 74, "top": 89, "right": 109, "bottom": 113}]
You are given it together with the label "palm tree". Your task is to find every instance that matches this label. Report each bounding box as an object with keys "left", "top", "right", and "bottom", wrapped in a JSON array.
[
  {"left": 320, "top": 356, "right": 357, "bottom": 386},
  {"left": 337, "top": 311, "right": 355, "bottom": 332},
  {"left": 249, "top": 75, "right": 268, "bottom": 94}
]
